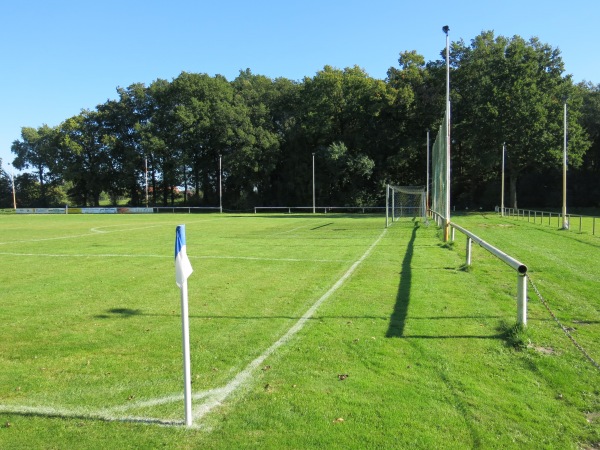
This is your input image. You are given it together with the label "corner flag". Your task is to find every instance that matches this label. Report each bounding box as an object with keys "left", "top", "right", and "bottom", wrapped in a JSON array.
[
  {"left": 175, "top": 225, "right": 193, "bottom": 287},
  {"left": 175, "top": 224, "right": 193, "bottom": 427}
]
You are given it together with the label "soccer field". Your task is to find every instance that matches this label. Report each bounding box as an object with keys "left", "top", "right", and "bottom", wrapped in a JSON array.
[{"left": 1, "top": 213, "right": 598, "bottom": 449}]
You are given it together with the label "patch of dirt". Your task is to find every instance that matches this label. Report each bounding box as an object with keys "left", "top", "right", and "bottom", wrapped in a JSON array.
[
  {"left": 528, "top": 344, "right": 555, "bottom": 355},
  {"left": 586, "top": 412, "right": 600, "bottom": 423}
]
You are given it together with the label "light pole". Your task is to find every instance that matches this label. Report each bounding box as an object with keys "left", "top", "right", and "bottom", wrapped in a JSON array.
[
  {"left": 312, "top": 153, "right": 316, "bottom": 214},
  {"left": 219, "top": 154, "right": 223, "bottom": 213},
  {"left": 562, "top": 98, "right": 569, "bottom": 230},
  {"left": 501, "top": 143, "right": 505, "bottom": 216},
  {"left": 443, "top": 25, "right": 451, "bottom": 241},
  {"left": 144, "top": 157, "right": 149, "bottom": 208},
  {"left": 426, "top": 130, "right": 430, "bottom": 214},
  {"left": 6, "top": 163, "right": 16, "bottom": 210}
]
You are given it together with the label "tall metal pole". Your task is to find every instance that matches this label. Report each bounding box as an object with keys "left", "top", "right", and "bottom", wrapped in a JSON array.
[
  {"left": 443, "top": 25, "right": 451, "bottom": 241},
  {"left": 219, "top": 154, "right": 223, "bottom": 213},
  {"left": 145, "top": 157, "right": 149, "bottom": 208},
  {"left": 10, "top": 172, "right": 16, "bottom": 210},
  {"left": 6, "top": 163, "right": 16, "bottom": 210},
  {"left": 312, "top": 152, "right": 316, "bottom": 214},
  {"left": 426, "top": 130, "right": 430, "bottom": 214},
  {"left": 562, "top": 100, "right": 568, "bottom": 229},
  {"left": 501, "top": 143, "right": 505, "bottom": 217}
]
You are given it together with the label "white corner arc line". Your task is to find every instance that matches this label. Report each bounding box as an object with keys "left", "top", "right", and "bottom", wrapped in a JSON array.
[{"left": 192, "top": 227, "right": 387, "bottom": 422}]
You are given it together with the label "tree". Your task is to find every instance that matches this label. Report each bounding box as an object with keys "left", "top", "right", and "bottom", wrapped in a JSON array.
[
  {"left": 578, "top": 82, "right": 600, "bottom": 173},
  {"left": 297, "top": 66, "right": 395, "bottom": 205},
  {"left": 143, "top": 78, "right": 182, "bottom": 206},
  {"left": 385, "top": 51, "right": 446, "bottom": 189},
  {"left": 318, "top": 141, "right": 375, "bottom": 205},
  {"left": 451, "top": 31, "right": 590, "bottom": 208},
  {"left": 97, "top": 83, "right": 150, "bottom": 206},
  {"left": 57, "top": 110, "right": 112, "bottom": 206},
  {"left": 0, "top": 158, "right": 13, "bottom": 208},
  {"left": 11, "top": 125, "right": 60, "bottom": 207}
]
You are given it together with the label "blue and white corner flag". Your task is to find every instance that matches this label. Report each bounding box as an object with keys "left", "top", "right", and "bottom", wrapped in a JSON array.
[{"left": 175, "top": 225, "right": 193, "bottom": 288}]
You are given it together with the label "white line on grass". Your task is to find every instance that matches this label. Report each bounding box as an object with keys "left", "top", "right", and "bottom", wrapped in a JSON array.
[
  {"left": 0, "top": 403, "right": 184, "bottom": 427},
  {"left": 0, "top": 224, "right": 163, "bottom": 245},
  {"left": 271, "top": 225, "right": 307, "bottom": 235},
  {"left": 0, "top": 252, "right": 349, "bottom": 263}
]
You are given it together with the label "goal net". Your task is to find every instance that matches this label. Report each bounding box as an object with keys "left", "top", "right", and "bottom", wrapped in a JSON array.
[{"left": 386, "top": 185, "right": 426, "bottom": 227}]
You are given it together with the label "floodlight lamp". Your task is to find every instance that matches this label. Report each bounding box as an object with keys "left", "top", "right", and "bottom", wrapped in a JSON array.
[{"left": 442, "top": 25, "right": 450, "bottom": 35}]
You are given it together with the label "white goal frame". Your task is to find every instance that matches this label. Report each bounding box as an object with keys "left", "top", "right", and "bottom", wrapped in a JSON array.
[{"left": 385, "top": 184, "right": 427, "bottom": 227}]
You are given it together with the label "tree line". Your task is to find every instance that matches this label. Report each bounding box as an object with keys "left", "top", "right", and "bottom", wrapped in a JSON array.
[{"left": 2, "top": 30, "right": 599, "bottom": 211}]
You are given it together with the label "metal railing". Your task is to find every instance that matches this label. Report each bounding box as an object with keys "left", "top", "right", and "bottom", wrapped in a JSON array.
[
  {"left": 430, "top": 210, "right": 529, "bottom": 325},
  {"left": 502, "top": 207, "right": 598, "bottom": 235},
  {"left": 450, "top": 221, "right": 528, "bottom": 325}
]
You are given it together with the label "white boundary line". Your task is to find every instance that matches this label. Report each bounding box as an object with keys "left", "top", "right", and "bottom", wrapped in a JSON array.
[
  {"left": 0, "top": 226, "right": 387, "bottom": 427},
  {"left": 0, "top": 252, "right": 349, "bottom": 263}
]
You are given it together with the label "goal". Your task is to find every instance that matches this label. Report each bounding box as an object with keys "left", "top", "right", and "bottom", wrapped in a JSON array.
[{"left": 385, "top": 185, "right": 427, "bottom": 227}]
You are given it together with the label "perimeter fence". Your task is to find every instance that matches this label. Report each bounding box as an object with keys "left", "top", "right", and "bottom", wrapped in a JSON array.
[{"left": 502, "top": 208, "right": 599, "bottom": 236}]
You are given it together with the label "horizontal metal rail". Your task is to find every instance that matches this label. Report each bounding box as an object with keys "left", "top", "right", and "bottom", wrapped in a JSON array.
[
  {"left": 502, "top": 207, "right": 598, "bottom": 236},
  {"left": 434, "top": 215, "right": 529, "bottom": 325},
  {"left": 450, "top": 222, "right": 527, "bottom": 274}
]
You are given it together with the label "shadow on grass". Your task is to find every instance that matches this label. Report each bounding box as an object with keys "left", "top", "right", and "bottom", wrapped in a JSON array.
[
  {"left": 95, "top": 310, "right": 507, "bottom": 324},
  {"left": 0, "top": 409, "right": 183, "bottom": 427},
  {"left": 386, "top": 222, "right": 418, "bottom": 337},
  {"left": 94, "top": 308, "right": 143, "bottom": 319}
]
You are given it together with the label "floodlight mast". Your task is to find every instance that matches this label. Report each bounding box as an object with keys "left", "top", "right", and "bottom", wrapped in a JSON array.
[
  {"left": 312, "top": 153, "right": 316, "bottom": 214},
  {"left": 426, "top": 130, "right": 430, "bottom": 214},
  {"left": 5, "top": 163, "right": 16, "bottom": 210},
  {"left": 562, "top": 99, "right": 569, "bottom": 229},
  {"left": 443, "top": 25, "right": 451, "bottom": 241},
  {"left": 501, "top": 143, "right": 505, "bottom": 216},
  {"left": 219, "top": 154, "right": 223, "bottom": 213}
]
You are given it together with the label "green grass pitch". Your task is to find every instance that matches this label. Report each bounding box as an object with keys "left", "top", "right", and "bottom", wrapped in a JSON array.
[{"left": 0, "top": 213, "right": 598, "bottom": 449}]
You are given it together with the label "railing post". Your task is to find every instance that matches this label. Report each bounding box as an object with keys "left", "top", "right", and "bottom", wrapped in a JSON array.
[
  {"left": 517, "top": 274, "right": 528, "bottom": 326},
  {"left": 466, "top": 237, "right": 472, "bottom": 266},
  {"left": 451, "top": 226, "right": 455, "bottom": 242}
]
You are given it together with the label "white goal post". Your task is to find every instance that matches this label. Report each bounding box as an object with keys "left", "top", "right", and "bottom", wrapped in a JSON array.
[{"left": 385, "top": 185, "right": 427, "bottom": 227}]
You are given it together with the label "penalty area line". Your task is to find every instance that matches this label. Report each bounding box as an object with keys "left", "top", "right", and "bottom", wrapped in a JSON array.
[{"left": 0, "top": 252, "right": 349, "bottom": 263}]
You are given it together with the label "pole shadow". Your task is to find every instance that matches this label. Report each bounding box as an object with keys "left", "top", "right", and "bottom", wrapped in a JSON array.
[{"left": 386, "top": 222, "right": 418, "bottom": 337}]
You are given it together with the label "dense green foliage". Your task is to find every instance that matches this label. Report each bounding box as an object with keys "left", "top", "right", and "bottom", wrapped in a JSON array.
[{"left": 1, "top": 30, "right": 598, "bottom": 210}]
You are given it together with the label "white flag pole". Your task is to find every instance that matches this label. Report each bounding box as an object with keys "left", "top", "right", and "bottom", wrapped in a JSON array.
[
  {"left": 175, "top": 225, "right": 193, "bottom": 427},
  {"left": 180, "top": 277, "right": 192, "bottom": 427}
]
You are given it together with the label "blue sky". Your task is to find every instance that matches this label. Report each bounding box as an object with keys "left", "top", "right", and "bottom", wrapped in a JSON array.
[{"left": 1, "top": 0, "right": 598, "bottom": 170}]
